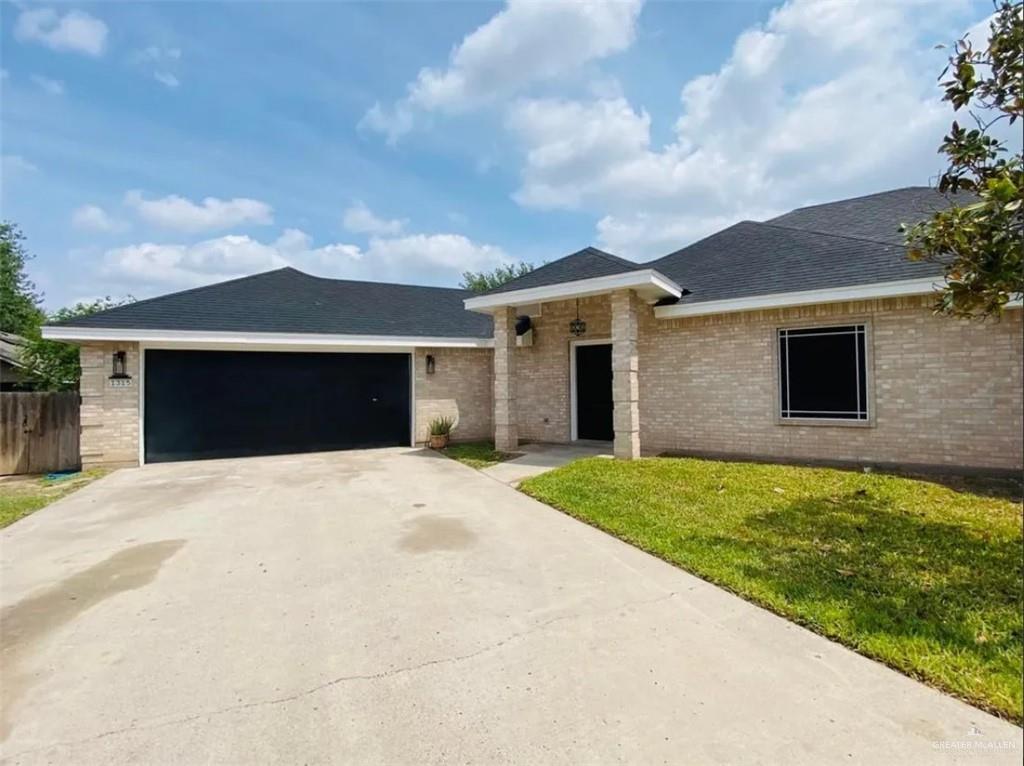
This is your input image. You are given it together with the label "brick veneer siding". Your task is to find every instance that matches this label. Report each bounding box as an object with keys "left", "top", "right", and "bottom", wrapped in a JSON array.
[
  {"left": 514, "top": 295, "right": 612, "bottom": 443},
  {"left": 510, "top": 296, "right": 1023, "bottom": 472},
  {"left": 637, "top": 297, "right": 1023, "bottom": 471},
  {"left": 79, "top": 342, "right": 140, "bottom": 469},
  {"left": 412, "top": 347, "right": 493, "bottom": 444}
]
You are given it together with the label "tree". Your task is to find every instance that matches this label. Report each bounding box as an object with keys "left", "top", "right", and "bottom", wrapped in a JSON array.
[
  {"left": 904, "top": 0, "right": 1024, "bottom": 318},
  {"left": 21, "top": 297, "right": 135, "bottom": 391},
  {"left": 460, "top": 262, "right": 535, "bottom": 293},
  {"left": 0, "top": 221, "right": 44, "bottom": 336}
]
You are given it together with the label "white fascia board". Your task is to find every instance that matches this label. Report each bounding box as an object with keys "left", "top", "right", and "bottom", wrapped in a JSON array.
[
  {"left": 464, "top": 269, "right": 682, "bottom": 313},
  {"left": 40, "top": 326, "right": 493, "bottom": 349},
  {"left": 654, "top": 277, "right": 947, "bottom": 319}
]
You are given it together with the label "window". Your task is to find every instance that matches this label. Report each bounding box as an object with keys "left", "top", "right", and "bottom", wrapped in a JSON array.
[{"left": 778, "top": 325, "right": 868, "bottom": 421}]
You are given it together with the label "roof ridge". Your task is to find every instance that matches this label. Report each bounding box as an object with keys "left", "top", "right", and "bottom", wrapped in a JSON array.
[
  {"left": 583, "top": 246, "right": 636, "bottom": 267},
  {"left": 757, "top": 220, "right": 903, "bottom": 248},
  {"left": 46, "top": 268, "right": 294, "bottom": 327},
  {"left": 287, "top": 268, "right": 472, "bottom": 294},
  {"left": 645, "top": 221, "right": 760, "bottom": 265},
  {"left": 770, "top": 186, "right": 934, "bottom": 218}
]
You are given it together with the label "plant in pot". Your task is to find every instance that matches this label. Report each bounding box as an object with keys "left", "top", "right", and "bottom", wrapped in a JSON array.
[{"left": 428, "top": 416, "right": 455, "bottom": 449}]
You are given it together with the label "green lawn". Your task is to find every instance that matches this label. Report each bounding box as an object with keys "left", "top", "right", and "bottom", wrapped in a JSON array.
[
  {"left": 0, "top": 470, "right": 106, "bottom": 528},
  {"left": 520, "top": 457, "right": 1024, "bottom": 722},
  {"left": 442, "top": 441, "right": 518, "bottom": 470}
]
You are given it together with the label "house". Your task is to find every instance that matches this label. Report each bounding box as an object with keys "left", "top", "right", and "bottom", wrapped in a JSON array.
[
  {"left": 1, "top": 332, "right": 38, "bottom": 391},
  {"left": 42, "top": 187, "right": 1023, "bottom": 472}
]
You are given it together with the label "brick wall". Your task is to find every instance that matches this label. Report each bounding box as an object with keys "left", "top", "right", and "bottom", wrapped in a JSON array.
[
  {"left": 76, "top": 299, "right": 1023, "bottom": 473},
  {"left": 638, "top": 297, "right": 1023, "bottom": 471},
  {"left": 514, "top": 295, "right": 612, "bottom": 442},
  {"left": 509, "top": 295, "right": 1023, "bottom": 472},
  {"left": 413, "top": 347, "right": 493, "bottom": 444},
  {"left": 79, "top": 342, "right": 140, "bottom": 469}
]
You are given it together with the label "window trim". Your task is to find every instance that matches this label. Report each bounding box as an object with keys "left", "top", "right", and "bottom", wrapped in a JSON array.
[{"left": 773, "top": 320, "right": 875, "bottom": 428}]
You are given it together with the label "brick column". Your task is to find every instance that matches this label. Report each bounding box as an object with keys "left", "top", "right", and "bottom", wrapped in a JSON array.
[
  {"left": 493, "top": 306, "right": 518, "bottom": 451},
  {"left": 611, "top": 289, "right": 641, "bottom": 459}
]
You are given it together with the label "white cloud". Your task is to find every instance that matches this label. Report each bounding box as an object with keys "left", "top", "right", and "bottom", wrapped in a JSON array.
[
  {"left": 124, "top": 191, "right": 274, "bottom": 232},
  {"left": 506, "top": 0, "right": 969, "bottom": 258},
  {"left": 71, "top": 204, "right": 127, "bottom": 233},
  {"left": 136, "top": 47, "right": 183, "bottom": 88},
  {"left": 361, "top": 0, "right": 644, "bottom": 142},
  {"left": 15, "top": 8, "right": 108, "bottom": 57},
  {"left": 1, "top": 155, "right": 39, "bottom": 175},
  {"left": 153, "top": 72, "right": 180, "bottom": 88},
  {"left": 30, "top": 75, "right": 65, "bottom": 96},
  {"left": 99, "top": 230, "right": 509, "bottom": 293},
  {"left": 342, "top": 201, "right": 407, "bottom": 236},
  {"left": 361, "top": 233, "right": 507, "bottom": 276}
]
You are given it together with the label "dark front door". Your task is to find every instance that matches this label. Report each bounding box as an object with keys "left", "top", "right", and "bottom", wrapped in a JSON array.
[
  {"left": 144, "top": 350, "right": 410, "bottom": 463},
  {"left": 575, "top": 343, "right": 613, "bottom": 441}
]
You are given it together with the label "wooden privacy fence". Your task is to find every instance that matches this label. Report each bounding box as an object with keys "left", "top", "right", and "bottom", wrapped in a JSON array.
[{"left": 0, "top": 392, "right": 81, "bottom": 475}]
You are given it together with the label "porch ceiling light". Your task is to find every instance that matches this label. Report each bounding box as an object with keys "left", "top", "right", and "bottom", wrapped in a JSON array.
[{"left": 569, "top": 299, "right": 587, "bottom": 337}]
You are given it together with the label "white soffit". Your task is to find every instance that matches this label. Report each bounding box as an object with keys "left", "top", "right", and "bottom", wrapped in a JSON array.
[{"left": 464, "top": 269, "right": 682, "bottom": 313}]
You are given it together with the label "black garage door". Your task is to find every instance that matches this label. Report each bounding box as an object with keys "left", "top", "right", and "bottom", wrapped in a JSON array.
[{"left": 144, "top": 350, "right": 411, "bottom": 463}]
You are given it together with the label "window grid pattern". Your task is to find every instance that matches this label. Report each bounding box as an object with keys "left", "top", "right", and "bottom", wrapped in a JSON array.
[{"left": 779, "top": 325, "right": 868, "bottom": 421}]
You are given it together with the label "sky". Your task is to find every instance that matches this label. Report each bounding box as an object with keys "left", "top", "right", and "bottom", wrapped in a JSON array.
[{"left": 0, "top": 0, "right": 1006, "bottom": 309}]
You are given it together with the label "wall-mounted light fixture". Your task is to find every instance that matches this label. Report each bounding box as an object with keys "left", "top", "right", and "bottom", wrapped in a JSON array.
[
  {"left": 110, "top": 350, "right": 129, "bottom": 379},
  {"left": 569, "top": 298, "right": 587, "bottom": 337},
  {"left": 426, "top": 354, "right": 436, "bottom": 375}
]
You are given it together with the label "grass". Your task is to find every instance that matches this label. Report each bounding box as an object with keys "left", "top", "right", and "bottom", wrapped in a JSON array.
[
  {"left": 0, "top": 470, "right": 106, "bottom": 528},
  {"left": 442, "top": 441, "right": 518, "bottom": 470},
  {"left": 520, "top": 457, "right": 1024, "bottom": 722}
]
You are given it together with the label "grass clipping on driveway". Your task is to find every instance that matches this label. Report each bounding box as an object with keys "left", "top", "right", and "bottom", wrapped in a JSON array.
[
  {"left": 0, "top": 470, "right": 106, "bottom": 529},
  {"left": 520, "top": 457, "right": 1023, "bottom": 722}
]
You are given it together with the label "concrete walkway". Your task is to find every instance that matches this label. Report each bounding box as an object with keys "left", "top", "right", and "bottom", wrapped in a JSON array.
[
  {"left": 481, "top": 441, "right": 611, "bottom": 484},
  {"left": 1, "top": 448, "right": 1020, "bottom": 764}
]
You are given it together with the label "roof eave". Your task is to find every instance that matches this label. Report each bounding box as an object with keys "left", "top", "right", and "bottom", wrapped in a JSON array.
[
  {"left": 653, "top": 277, "right": 950, "bottom": 319},
  {"left": 39, "top": 326, "right": 493, "bottom": 349},
  {"left": 463, "top": 269, "right": 683, "bottom": 314}
]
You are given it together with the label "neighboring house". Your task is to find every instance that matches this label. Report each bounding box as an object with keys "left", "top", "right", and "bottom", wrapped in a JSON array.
[
  {"left": 0, "top": 331, "right": 38, "bottom": 392},
  {"left": 42, "top": 187, "right": 1023, "bottom": 472}
]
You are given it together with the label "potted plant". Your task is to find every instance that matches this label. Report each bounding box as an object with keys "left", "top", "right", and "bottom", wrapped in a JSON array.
[{"left": 428, "top": 416, "right": 455, "bottom": 449}]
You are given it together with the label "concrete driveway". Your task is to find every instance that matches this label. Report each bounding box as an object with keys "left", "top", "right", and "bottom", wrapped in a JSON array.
[{"left": 1, "top": 449, "right": 1020, "bottom": 765}]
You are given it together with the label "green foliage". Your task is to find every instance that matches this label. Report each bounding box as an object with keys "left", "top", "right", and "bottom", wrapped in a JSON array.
[
  {"left": 442, "top": 441, "right": 516, "bottom": 469},
  {"left": 905, "top": 1, "right": 1024, "bottom": 317},
  {"left": 0, "top": 221, "right": 44, "bottom": 336},
  {"left": 21, "top": 297, "right": 135, "bottom": 391},
  {"left": 459, "top": 262, "right": 535, "bottom": 293},
  {"left": 428, "top": 415, "right": 456, "bottom": 436},
  {"left": 0, "top": 470, "right": 106, "bottom": 528},
  {"left": 522, "top": 457, "right": 1023, "bottom": 721}
]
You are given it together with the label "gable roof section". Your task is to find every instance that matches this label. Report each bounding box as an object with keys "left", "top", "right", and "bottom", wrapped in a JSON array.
[
  {"left": 649, "top": 220, "right": 943, "bottom": 306},
  {"left": 767, "top": 186, "right": 961, "bottom": 244},
  {"left": 48, "top": 268, "right": 493, "bottom": 339},
  {"left": 481, "top": 247, "right": 638, "bottom": 296}
]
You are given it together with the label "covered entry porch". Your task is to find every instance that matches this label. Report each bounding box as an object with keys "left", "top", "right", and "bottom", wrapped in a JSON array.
[{"left": 464, "top": 268, "right": 682, "bottom": 459}]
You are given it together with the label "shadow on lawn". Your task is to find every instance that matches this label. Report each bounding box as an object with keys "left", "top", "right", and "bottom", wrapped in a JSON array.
[{"left": 705, "top": 490, "right": 1023, "bottom": 656}]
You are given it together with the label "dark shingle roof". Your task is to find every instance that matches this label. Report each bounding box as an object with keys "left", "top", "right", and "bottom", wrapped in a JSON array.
[
  {"left": 481, "top": 247, "right": 639, "bottom": 295},
  {"left": 767, "top": 186, "right": 960, "bottom": 244},
  {"left": 51, "top": 268, "right": 493, "bottom": 338},
  {"left": 56, "top": 187, "right": 962, "bottom": 333},
  {"left": 649, "top": 221, "right": 943, "bottom": 306}
]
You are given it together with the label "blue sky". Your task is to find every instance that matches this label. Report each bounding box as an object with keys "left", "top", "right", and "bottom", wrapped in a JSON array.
[{"left": 0, "top": 0, "right": 1001, "bottom": 309}]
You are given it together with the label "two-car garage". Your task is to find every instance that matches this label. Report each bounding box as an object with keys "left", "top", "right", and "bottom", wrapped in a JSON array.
[{"left": 143, "top": 350, "right": 412, "bottom": 464}]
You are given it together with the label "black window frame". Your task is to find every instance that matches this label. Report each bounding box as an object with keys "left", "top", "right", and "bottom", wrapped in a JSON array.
[{"left": 778, "top": 324, "right": 869, "bottom": 422}]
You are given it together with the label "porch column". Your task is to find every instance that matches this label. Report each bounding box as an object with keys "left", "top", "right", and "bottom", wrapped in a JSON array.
[
  {"left": 611, "top": 289, "right": 641, "bottom": 459},
  {"left": 493, "top": 306, "right": 518, "bottom": 452}
]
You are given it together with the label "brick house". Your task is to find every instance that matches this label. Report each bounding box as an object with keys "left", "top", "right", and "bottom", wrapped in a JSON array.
[{"left": 43, "top": 188, "right": 1024, "bottom": 473}]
